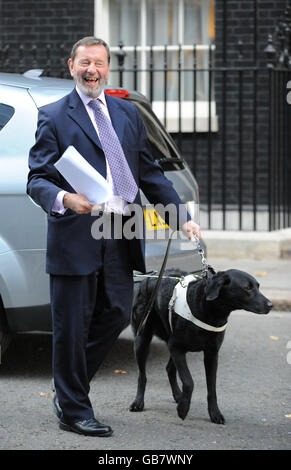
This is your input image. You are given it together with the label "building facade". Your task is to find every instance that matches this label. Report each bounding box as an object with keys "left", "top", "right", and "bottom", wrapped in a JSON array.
[{"left": 1, "top": 0, "right": 290, "bottom": 230}]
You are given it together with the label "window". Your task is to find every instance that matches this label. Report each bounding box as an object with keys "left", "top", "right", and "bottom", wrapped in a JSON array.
[
  {"left": 130, "top": 98, "right": 184, "bottom": 171},
  {"left": 94, "top": 0, "right": 217, "bottom": 132},
  {"left": 0, "top": 103, "right": 15, "bottom": 131}
]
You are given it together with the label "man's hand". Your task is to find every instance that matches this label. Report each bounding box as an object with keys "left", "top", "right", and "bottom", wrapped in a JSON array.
[
  {"left": 182, "top": 220, "right": 201, "bottom": 242},
  {"left": 63, "top": 193, "right": 94, "bottom": 214}
]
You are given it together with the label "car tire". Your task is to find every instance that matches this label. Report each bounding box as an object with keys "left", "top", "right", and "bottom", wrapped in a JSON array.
[{"left": 0, "top": 297, "right": 12, "bottom": 359}]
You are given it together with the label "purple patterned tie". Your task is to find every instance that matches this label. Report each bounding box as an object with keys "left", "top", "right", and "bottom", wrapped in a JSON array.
[{"left": 89, "top": 99, "right": 138, "bottom": 203}]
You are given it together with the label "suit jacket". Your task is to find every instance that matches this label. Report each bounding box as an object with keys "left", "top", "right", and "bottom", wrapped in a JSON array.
[{"left": 27, "top": 88, "right": 188, "bottom": 275}]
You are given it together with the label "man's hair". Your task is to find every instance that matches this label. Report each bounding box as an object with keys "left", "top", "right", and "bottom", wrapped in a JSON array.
[{"left": 70, "top": 36, "right": 111, "bottom": 63}]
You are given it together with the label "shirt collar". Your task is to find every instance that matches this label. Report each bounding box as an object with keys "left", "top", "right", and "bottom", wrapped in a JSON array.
[{"left": 76, "top": 85, "right": 107, "bottom": 107}]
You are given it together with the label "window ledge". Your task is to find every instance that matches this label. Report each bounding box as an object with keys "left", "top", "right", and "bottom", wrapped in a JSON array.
[{"left": 152, "top": 101, "right": 218, "bottom": 133}]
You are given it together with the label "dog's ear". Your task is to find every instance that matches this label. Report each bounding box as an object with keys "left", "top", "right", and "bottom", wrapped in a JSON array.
[{"left": 205, "top": 272, "right": 230, "bottom": 301}]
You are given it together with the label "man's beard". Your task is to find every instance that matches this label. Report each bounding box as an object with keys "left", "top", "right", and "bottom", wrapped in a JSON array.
[{"left": 74, "top": 73, "right": 107, "bottom": 98}]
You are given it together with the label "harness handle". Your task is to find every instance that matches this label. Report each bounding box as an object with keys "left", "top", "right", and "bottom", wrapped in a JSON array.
[
  {"left": 136, "top": 231, "right": 176, "bottom": 336},
  {"left": 135, "top": 228, "right": 210, "bottom": 336}
]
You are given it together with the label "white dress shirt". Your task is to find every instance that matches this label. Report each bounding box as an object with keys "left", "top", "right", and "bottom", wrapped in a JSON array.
[{"left": 52, "top": 86, "right": 129, "bottom": 215}]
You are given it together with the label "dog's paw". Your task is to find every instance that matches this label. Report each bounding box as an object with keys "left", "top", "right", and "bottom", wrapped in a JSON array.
[
  {"left": 129, "top": 400, "right": 144, "bottom": 412},
  {"left": 177, "top": 399, "right": 190, "bottom": 420},
  {"left": 173, "top": 392, "right": 182, "bottom": 403},
  {"left": 209, "top": 408, "right": 225, "bottom": 425}
]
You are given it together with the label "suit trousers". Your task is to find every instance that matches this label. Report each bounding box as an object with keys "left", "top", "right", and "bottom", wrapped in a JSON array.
[{"left": 50, "top": 235, "right": 133, "bottom": 424}]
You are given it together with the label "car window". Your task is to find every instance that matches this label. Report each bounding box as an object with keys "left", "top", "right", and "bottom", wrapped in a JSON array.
[
  {"left": 0, "top": 86, "right": 38, "bottom": 161},
  {"left": 0, "top": 103, "right": 15, "bottom": 131},
  {"left": 132, "top": 100, "right": 184, "bottom": 171}
]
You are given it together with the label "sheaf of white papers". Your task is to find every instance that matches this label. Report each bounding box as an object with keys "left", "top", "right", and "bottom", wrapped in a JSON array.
[{"left": 54, "top": 145, "right": 112, "bottom": 205}]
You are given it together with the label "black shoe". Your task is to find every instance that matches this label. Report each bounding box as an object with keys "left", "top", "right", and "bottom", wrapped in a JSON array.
[
  {"left": 59, "top": 418, "right": 113, "bottom": 437},
  {"left": 52, "top": 394, "right": 62, "bottom": 419}
]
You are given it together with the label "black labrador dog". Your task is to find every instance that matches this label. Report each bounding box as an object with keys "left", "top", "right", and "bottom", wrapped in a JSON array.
[{"left": 130, "top": 268, "right": 273, "bottom": 424}]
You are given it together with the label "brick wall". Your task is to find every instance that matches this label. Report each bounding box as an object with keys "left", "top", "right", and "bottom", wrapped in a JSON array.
[
  {"left": 173, "top": 0, "right": 289, "bottom": 211},
  {"left": 0, "top": 0, "right": 94, "bottom": 75}
]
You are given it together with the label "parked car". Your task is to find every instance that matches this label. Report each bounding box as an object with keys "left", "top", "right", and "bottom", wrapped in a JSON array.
[{"left": 0, "top": 71, "right": 205, "bottom": 356}]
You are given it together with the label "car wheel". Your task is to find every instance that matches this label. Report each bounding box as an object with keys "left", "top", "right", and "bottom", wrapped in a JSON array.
[{"left": 0, "top": 297, "right": 12, "bottom": 359}]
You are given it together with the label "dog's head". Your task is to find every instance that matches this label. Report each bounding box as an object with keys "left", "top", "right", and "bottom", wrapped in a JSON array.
[{"left": 205, "top": 269, "right": 273, "bottom": 315}]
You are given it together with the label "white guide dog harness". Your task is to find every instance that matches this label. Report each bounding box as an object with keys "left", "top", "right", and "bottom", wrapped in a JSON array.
[{"left": 168, "top": 274, "right": 228, "bottom": 333}]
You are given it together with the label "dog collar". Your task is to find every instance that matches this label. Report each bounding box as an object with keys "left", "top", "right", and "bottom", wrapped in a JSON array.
[{"left": 168, "top": 274, "right": 228, "bottom": 333}]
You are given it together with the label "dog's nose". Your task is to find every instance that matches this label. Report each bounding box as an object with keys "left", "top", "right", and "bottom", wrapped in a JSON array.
[{"left": 267, "top": 301, "right": 273, "bottom": 309}]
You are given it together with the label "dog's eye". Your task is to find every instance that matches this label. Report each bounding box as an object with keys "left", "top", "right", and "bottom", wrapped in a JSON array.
[{"left": 244, "top": 284, "right": 253, "bottom": 292}]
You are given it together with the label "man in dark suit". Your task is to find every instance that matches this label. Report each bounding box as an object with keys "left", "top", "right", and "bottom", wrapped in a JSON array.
[{"left": 27, "top": 36, "right": 200, "bottom": 437}]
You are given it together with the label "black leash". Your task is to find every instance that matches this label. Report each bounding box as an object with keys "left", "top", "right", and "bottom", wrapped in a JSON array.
[{"left": 136, "top": 231, "right": 176, "bottom": 336}]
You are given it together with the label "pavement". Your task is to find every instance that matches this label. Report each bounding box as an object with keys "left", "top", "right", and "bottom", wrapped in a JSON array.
[
  {"left": 206, "top": 257, "right": 291, "bottom": 312},
  {"left": 1, "top": 229, "right": 291, "bottom": 451},
  {"left": 202, "top": 228, "right": 291, "bottom": 313},
  {"left": 1, "top": 310, "right": 291, "bottom": 450},
  {"left": 148, "top": 231, "right": 291, "bottom": 313}
]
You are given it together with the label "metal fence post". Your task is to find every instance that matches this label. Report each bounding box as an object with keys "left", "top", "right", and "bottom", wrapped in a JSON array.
[
  {"left": 265, "top": 34, "right": 276, "bottom": 231},
  {"left": 115, "top": 41, "right": 126, "bottom": 88}
]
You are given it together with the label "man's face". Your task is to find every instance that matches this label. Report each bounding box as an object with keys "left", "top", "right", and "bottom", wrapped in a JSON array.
[{"left": 68, "top": 44, "right": 110, "bottom": 98}]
